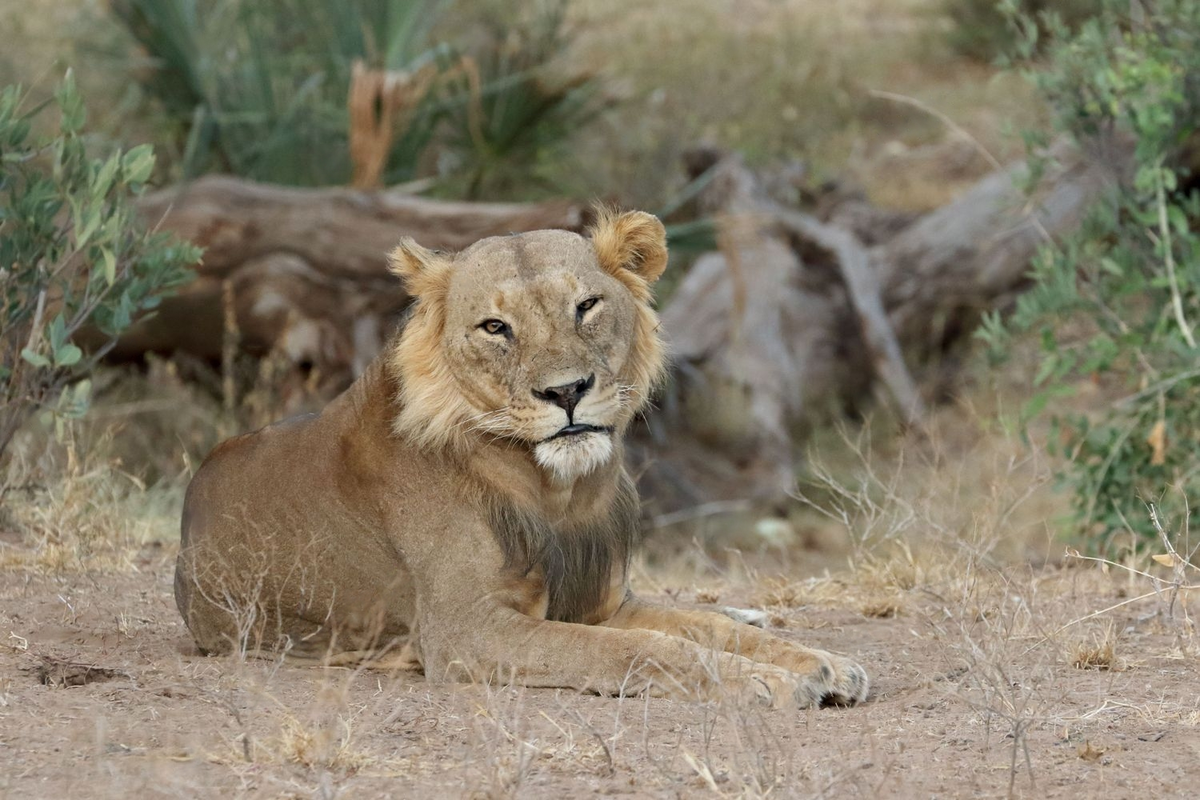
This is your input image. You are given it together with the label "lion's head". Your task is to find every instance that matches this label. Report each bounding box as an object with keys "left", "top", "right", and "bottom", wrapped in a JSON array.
[{"left": 386, "top": 209, "right": 668, "bottom": 482}]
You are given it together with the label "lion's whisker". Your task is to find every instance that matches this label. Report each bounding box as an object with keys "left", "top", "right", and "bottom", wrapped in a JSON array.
[{"left": 450, "top": 407, "right": 511, "bottom": 436}]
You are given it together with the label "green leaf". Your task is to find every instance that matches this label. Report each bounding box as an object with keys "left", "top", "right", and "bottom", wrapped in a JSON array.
[
  {"left": 1167, "top": 204, "right": 1188, "bottom": 235},
  {"left": 94, "top": 152, "right": 120, "bottom": 198},
  {"left": 121, "top": 144, "right": 156, "bottom": 184},
  {"left": 20, "top": 348, "right": 51, "bottom": 368},
  {"left": 47, "top": 315, "right": 67, "bottom": 352},
  {"left": 54, "top": 343, "right": 82, "bottom": 367},
  {"left": 102, "top": 248, "right": 116, "bottom": 285},
  {"left": 1033, "top": 352, "right": 1059, "bottom": 386},
  {"left": 62, "top": 378, "right": 93, "bottom": 419},
  {"left": 55, "top": 69, "right": 86, "bottom": 134},
  {"left": 75, "top": 205, "right": 101, "bottom": 248}
]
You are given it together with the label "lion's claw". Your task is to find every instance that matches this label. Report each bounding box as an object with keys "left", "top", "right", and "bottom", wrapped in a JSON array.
[
  {"left": 820, "top": 654, "right": 869, "bottom": 705},
  {"left": 788, "top": 651, "right": 869, "bottom": 708}
]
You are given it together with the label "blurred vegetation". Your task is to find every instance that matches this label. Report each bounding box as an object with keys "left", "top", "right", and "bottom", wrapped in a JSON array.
[
  {"left": 107, "top": 0, "right": 604, "bottom": 195},
  {"left": 0, "top": 72, "right": 201, "bottom": 463},
  {"left": 564, "top": 0, "right": 1043, "bottom": 213},
  {"left": 942, "top": 0, "right": 1100, "bottom": 62},
  {"left": 978, "top": 0, "right": 1200, "bottom": 547},
  {"left": 436, "top": 1, "right": 609, "bottom": 199},
  {"left": 0, "top": 0, "right": 1056, "bottom": 506},
  {"left": 0, "top": 0, "right": 1045, "bottom": 211},
  {"left": 111, "top": 0, "right": 451, "bottom": 185},
  {"left": 565, "top": 1, "right": 861, "bottom": 209}
]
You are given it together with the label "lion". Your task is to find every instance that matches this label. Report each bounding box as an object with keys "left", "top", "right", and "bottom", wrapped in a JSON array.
[{"left": 174, "top": 209, "right": 868, "bottom": 709}]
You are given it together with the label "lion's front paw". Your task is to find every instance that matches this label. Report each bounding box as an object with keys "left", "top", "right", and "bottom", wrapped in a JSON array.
[
  {"left": 732, "top": 658, "right": 868, "bottom": 709},
  {"left": 726, "top": 668, "right": 816, "bottom": 710},
  {"left": 786, "top": 650, "right": 869, "bottom": 708},
  {"left": 725, "top": 649, "right": 869, "bottom": 709},
  {"left": 820, "top": 652, "right": 869, "bottom": 706}
]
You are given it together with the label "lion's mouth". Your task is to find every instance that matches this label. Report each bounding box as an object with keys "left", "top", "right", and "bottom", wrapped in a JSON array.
[{"left": 545, "top": 423, "right": 613, "bottom": 442}]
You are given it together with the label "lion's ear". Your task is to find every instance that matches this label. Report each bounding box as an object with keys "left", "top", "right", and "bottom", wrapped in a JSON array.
[
  {"left": 589, "top": 208, "right": 668, "bottom": 289},
  {"left": 388, "top": 238, "right": 451, "bottom": 299}
]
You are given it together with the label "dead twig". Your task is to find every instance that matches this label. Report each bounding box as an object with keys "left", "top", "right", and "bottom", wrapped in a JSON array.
[{"left": 348, "top": 60, "right": 436, "bottom": 190}]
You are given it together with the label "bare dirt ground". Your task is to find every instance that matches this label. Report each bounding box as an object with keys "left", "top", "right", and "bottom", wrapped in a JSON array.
[{"left": 2, "top": 543, "right": 1198, "bottom": 799}]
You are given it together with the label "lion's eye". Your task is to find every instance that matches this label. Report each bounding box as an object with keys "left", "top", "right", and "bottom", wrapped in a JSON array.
[
  {"left": 577, "top": 297, "right": 600, "bottom": 315},
  {"left": 480, "top": 319, "right": 509, "bottom": 336}
]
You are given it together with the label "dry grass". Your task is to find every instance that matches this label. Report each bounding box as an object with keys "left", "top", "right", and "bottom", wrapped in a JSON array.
[
  {"left": 1070, "top": 623, "right": 1119, "bottom": 671},
  {"left": 267, "top": 710, "right": 374, "bottom": 772},
  {"left": 0, "top": 347, "right": 316, "bottom": 575},
  {"left": 569, "top": 0, "right": 1040, "bottom": 210},
  {"left": 0, "top": 431, "right": 183, "bottom": 573}
]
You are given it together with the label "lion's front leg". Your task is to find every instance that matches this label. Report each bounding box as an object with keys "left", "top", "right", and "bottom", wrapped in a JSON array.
[
  {"left": 600, "top": 597, "right": 869, "bottom": 705},
  {"left": 418, "top": 605, "right": 835, "bottom": 709}
]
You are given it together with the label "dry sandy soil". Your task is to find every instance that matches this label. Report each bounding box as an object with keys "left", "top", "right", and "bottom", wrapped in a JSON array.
[{"left": 2, "top": 543, "right": 1198, "bottom": 799}]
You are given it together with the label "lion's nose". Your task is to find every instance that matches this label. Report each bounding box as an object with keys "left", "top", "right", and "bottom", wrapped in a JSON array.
[{"left": 533, "top": 374, "right": 595, "bottom": 419}]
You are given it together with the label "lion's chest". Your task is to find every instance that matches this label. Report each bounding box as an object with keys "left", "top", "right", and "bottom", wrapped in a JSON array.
[
  {"left": 503, "top": 568, "right": 552, "bottom": 619},
  {"left": 488, "top": 508, "right": 635, "bottom": 625}
]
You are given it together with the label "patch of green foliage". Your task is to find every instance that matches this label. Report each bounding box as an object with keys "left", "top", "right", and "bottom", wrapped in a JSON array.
[
  {"left": 110, "top": 0, "right": 605, "bottom": 196},
  {"left": 111, "top": 0, "right": 452, "bottom": 186},
  {"left": 0, "top": 72, "right": 200, "bottom": 461},
  {"left": 942, "top": 0, "right": 1099, "bottom": 62},
  {"left": 436, "top": 0, "right": 609, "bottom": 199},
  {"left": 976, "top": 0, "right": 1200, "bottom": 546}
]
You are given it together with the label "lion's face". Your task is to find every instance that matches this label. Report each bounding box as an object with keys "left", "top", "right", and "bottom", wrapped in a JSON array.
[
  {"left": 387, "top": 211, "right": 668, "bottom": 483},
  {"left": 440, "top": 232, "right": 644, "bottom": 480}
]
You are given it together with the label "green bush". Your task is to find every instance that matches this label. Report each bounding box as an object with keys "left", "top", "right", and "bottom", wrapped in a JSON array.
[
  {"left": 977, "top": 0, "right": 1200, "bottom": 546},
  {"left": 943, "top": 0, "right": 1100, "bottom": 62},
  {"left": 111, "top": 0, "right": 452, "bottom": 186},
  {"left": 436, "top": 0, "right": 608, "bottom": 199},
  {"left": 110, "top": 0, "right": 603, "bottom": 195},
  {"left": 0, "top": 72, "right": 200, "bottom": 461}
]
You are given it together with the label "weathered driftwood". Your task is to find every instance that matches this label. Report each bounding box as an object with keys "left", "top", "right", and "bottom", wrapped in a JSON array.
[
  {"left": 118, "top": 176, "right": 583, "bottom": 370},
  {"left": 634, "top": 139, "right": 1131, "bottom": 514},
  {"left": 773, "top": 204, "right": 927, "bottom": 433},
  {"left": 874, "top": 137, "right": 1129, "bottom": 353}
]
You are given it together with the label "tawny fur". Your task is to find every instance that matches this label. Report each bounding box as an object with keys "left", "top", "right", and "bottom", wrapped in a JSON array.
[
  {"left": 386, "top": 240, "right": 471, "bottom": 451},
  {"left": 174, "top": 212, "right": 869, "bottom": 709}
]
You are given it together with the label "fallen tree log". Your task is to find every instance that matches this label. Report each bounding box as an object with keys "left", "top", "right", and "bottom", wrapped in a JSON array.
[
  {"left": 774, "top": 204, "right": 928, "bottom": 434},
  {"left": 117, "top": 176, "right": 584, "bottom": 371},
  {"left": 633, "top": 138, "right": 1132, "bottom": 514}
]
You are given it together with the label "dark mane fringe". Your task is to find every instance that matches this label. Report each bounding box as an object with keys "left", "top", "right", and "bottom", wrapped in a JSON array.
[{"left": 487, "top": 472, "right": 641, "bottom": 623}]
